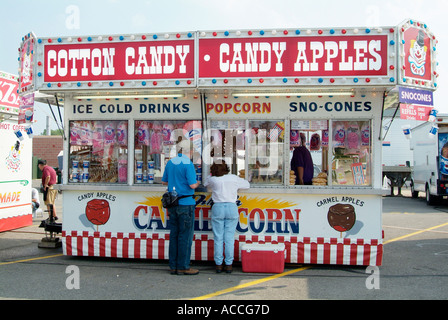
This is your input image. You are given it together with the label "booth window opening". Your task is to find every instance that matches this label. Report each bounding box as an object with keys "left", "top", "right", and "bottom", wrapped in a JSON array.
[
  {"left": 330, "top": 120, "right": 372, "bottom": 187},
  {"left": 205, "top": 120, "right": 284, "bottom": 186},
  {"left": 68, "top": 120, "right": 128, "bottom": 184},
  {"left": 289, "top": 119, "right": 372, "bottom": 187},
  {"left": 67, "top": 118, "right": 372, "bottom": 187},
  {"left": 134, "top": 120, "right": 202, "bottom": 185}
]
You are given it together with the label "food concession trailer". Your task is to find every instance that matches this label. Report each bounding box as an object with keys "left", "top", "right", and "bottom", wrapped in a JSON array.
[
  {"left": 0, "top": 71, "right": 32, "bottom": 232},
  {"left": 20, "top": 19, "right": 438, "bottom": 266}
]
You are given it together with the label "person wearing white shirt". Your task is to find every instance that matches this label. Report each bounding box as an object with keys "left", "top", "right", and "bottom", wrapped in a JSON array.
[
  {"left": 204, "top": 161, "right": 250, "bottom": 273},
  {"left": 31, "top": 188, "right": 40, "bottom": 214}
]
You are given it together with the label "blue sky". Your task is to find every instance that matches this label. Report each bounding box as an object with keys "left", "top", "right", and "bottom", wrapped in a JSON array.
[{"left": 1, "top": 0, "right": 446, "bottom": 134}]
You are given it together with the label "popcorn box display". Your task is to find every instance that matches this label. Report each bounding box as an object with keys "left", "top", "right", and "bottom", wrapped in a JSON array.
[{"left": 241, "top": 244, "right": 286, "bottom": 274}]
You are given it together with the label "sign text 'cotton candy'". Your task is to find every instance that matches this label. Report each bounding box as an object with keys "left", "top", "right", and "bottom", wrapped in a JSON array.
[{"left": 44, "top": 40, "right": 195, "bottom": 82}]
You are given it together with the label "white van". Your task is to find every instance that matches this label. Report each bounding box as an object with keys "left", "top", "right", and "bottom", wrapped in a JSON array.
[{"left": 410, "top": 115, "right": 448, "bottom": 204}]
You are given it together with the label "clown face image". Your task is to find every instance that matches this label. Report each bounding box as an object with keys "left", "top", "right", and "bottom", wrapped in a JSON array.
[
  {"left": 408, "top": 30, "right": 428, "bottom": 76},
  {"left": 22, "top": 53, "right": 32, "bottom": 85},
  {"left": 5, "top": 142, "right": 22, "bottom": 172},
  {"left": 104, "top": 123, "right": 116, "bottom": 144}
]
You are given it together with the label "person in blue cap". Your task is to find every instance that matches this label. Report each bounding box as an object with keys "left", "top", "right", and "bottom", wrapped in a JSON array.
[{"left": 162, "top": 139, "right": 200, "bottom": 275}]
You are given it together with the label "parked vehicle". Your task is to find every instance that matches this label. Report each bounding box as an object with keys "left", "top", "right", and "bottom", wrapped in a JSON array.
[{"left": 410, "top": 115, "right": 448, "bottom": 204}]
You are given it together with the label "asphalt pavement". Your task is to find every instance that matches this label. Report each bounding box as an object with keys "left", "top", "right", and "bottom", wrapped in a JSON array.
[{"left": 1, "top": 184, "right": 448, "bottom": 302}]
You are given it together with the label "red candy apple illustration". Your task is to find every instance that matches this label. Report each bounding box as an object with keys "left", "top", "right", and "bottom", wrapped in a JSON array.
[
  {"left": 327, "top": 204, "right": 356, "bottom": 238},
  {"left": 86, "top": 199, "right": 111, "bottom": 231}
]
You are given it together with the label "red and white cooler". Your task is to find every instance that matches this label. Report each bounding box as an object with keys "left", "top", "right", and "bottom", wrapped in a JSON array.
[{"left": 241, "top": 243, "right": 286, "bottom": 274}]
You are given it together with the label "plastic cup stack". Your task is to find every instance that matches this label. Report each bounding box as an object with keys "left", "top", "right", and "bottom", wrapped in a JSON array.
[
  {"left": 136, "top": 161, "right": 143, "bottom": 173},
  {"left": 72, "top": 160, "right": 79, "bottom": 183},
  {"left": 25, "top": 110, "right": 33, "bottom": 122},
  {"left": 83, "top": 161, "right": 90, "bottom": 182},
  {"left": 14, "top": 129, "right": 24, "bottom": 141},
  {"left": 402, "top": 125, "right": 412, "bottom": 140},
  {"left": 428, "top": 109, "right": 438, "bottom": 123},
  {"left": 429, "top": 124, "right": 439, "bottom": 139},
  {"left": 25, "top": 125, "right": 34, "bottom": 138}
]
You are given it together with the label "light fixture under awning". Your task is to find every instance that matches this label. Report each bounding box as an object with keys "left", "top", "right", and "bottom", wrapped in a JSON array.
[
  {"left": 73, "top": 93, "right": 185, "bottom": 100},
  {"left": 232, "top": 90, "right": 355, "bottom": 97}
]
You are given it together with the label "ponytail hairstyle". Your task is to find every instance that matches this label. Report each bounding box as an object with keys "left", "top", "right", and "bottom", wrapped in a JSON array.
[{"left": 210, "top": 161, "right": 230, "bottom": 177}]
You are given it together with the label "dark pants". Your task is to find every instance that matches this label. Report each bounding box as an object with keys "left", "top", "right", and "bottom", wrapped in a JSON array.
[{"left": 168, "top": 205, "right": 195, "bottom": 270}]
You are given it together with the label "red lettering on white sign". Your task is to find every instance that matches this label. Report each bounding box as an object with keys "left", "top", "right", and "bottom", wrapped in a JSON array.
[{"left": 0, "top": 75, "right": 19, "bottom": 109}]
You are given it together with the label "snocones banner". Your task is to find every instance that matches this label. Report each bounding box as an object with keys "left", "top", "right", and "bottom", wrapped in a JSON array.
[{"left": 398, "top": 86, "right": 434, "bottom": 121}]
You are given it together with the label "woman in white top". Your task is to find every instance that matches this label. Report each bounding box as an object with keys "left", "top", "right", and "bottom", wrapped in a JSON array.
[{"left": 204, "top": 162, "right": 250, "bottom": 273}]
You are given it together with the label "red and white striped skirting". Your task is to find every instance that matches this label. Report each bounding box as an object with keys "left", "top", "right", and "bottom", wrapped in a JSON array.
[
  {"left": 0, "top": 214, "right": 32, "bottom": 233},
  {"left": 62, "top": 231, "right": 383, "bottom": 266}
]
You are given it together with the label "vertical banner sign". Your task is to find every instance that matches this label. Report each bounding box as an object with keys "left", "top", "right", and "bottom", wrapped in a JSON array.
[
  {"left": 18, "top": 93, "right": 34, "bottom": 124},
  {"left": 403, "top": 27, "right": 432, "bottom": 81},
  {"left": 19, "top": 33, "right": 35, "bottom": 93},
  {"left": 398, "top": 20, "right": 437, "bottom": 89},
  {"left": 399, "top": 86, "right": 434, "bottom": 121}
]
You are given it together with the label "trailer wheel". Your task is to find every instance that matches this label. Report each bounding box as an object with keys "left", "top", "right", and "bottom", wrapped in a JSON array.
[
  {"left": 411, "top": 181, "right": 419, "bottom": 198},
  {"left": 426, "top": 185, "right": 437, "bottom": 205}
]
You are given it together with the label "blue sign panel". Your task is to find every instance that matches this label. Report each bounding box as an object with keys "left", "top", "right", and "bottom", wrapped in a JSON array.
[{"left": 399, "top": 87, "right": 433, "bottom": 106}]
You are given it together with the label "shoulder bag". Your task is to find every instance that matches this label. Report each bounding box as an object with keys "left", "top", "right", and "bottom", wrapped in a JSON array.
[{"left": 161, "top": 192, "right": 193, "bottom": 208}]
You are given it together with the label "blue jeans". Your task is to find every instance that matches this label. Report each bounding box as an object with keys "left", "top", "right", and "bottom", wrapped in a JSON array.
[
  {"left": 211, "top": 202, "right": 239, "bottom": 266},
  {"left": 168, "top": 205, "right": 195, "bottom": 270}
]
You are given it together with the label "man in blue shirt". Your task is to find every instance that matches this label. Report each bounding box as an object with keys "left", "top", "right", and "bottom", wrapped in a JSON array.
[{"left": 162, "top": 139, "right": 200, "bottom": 275}]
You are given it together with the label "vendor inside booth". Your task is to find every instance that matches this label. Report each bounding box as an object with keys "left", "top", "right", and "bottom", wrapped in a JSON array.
[{"left": 22, "top": 19, "right": 438, "bottom": 267}]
